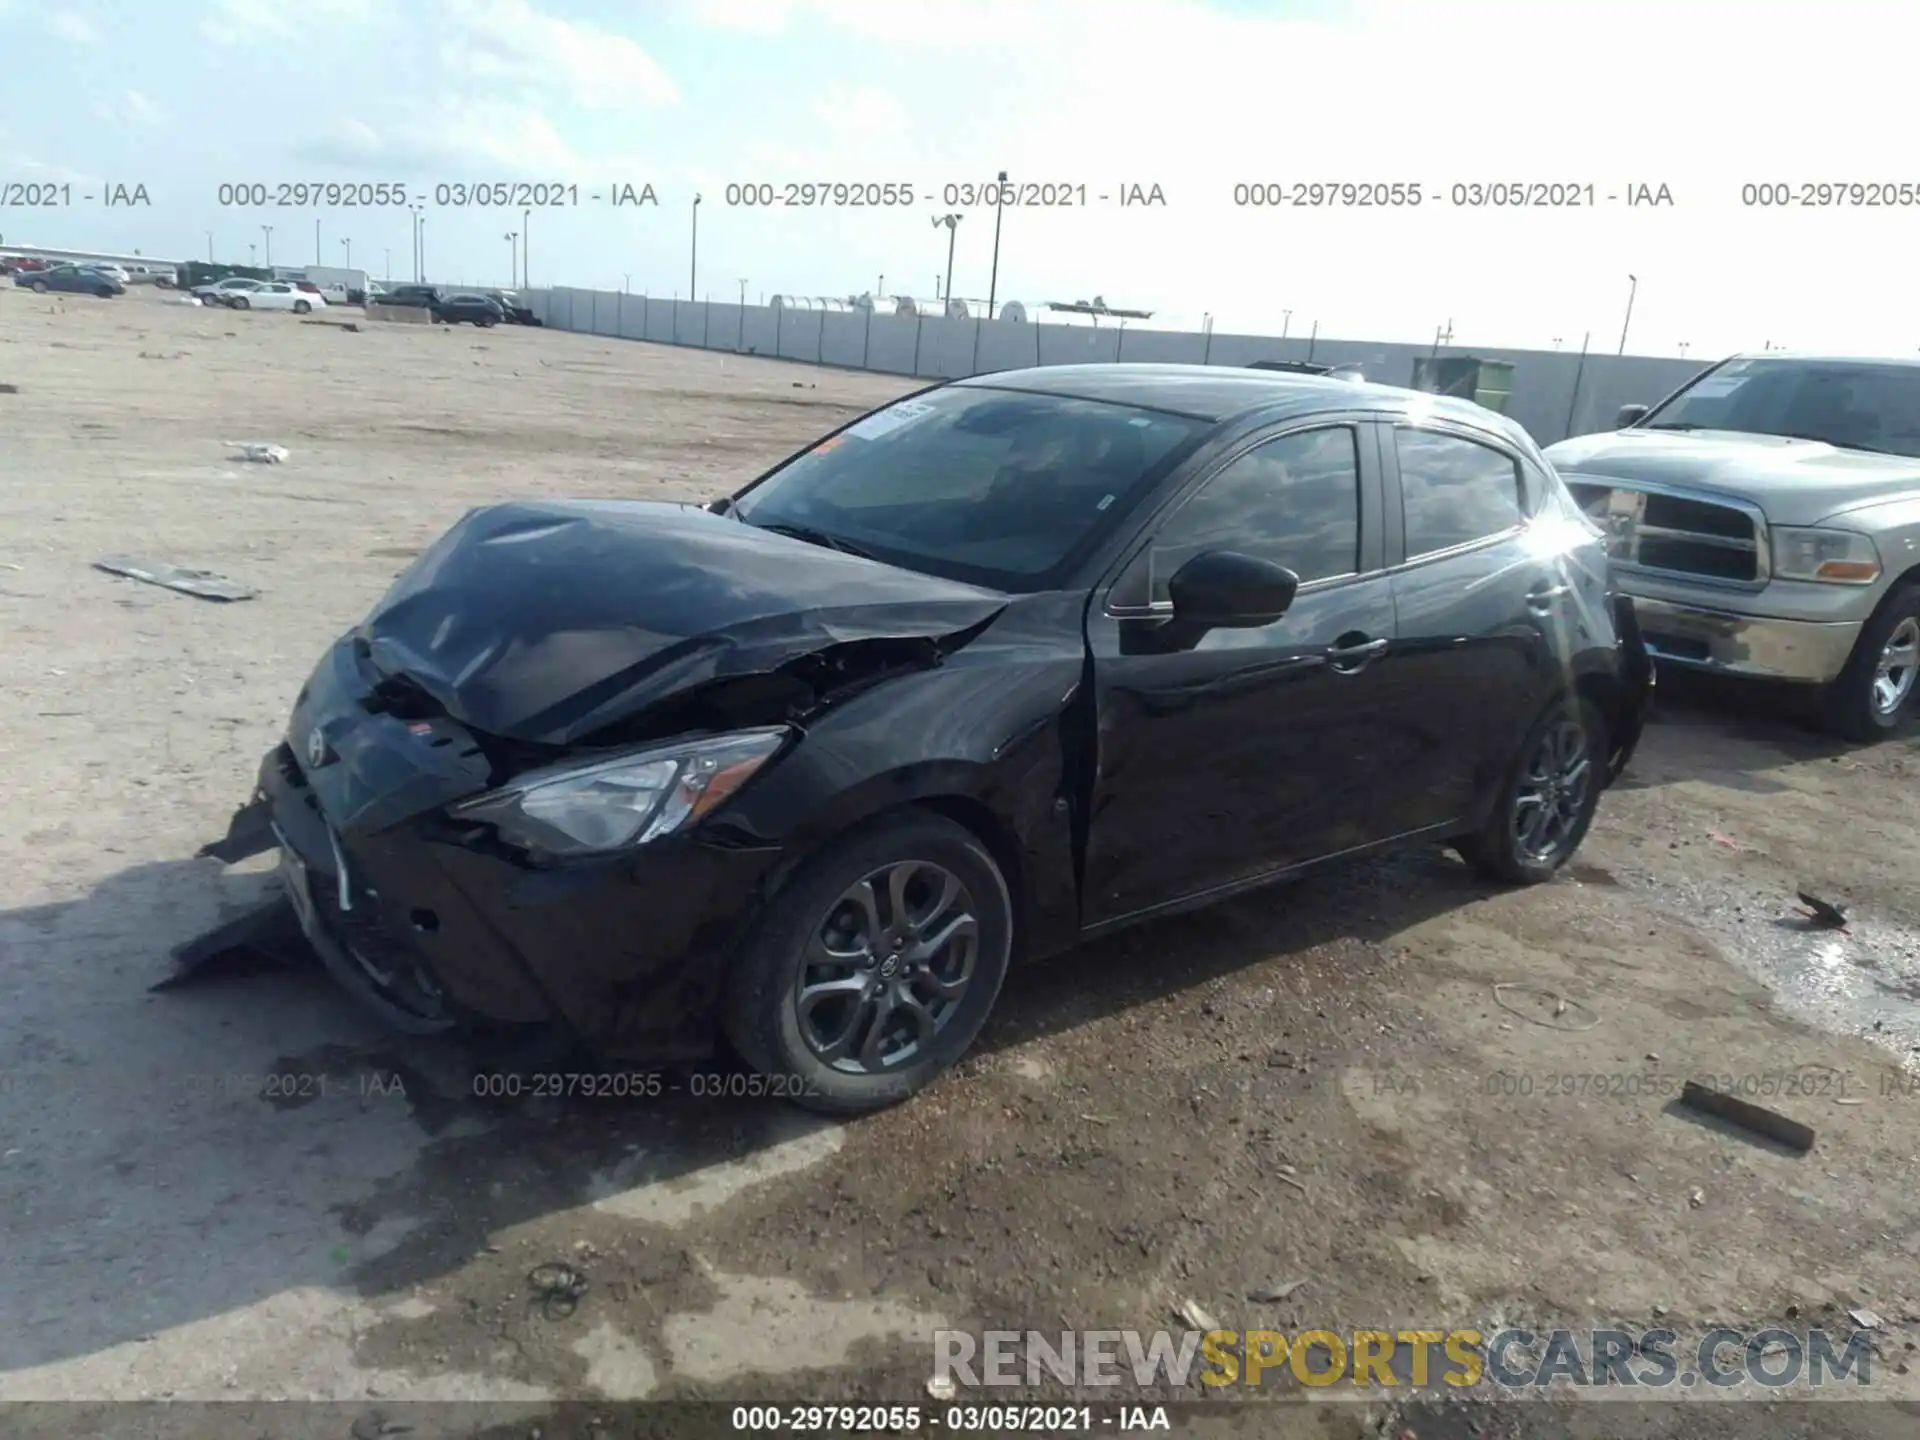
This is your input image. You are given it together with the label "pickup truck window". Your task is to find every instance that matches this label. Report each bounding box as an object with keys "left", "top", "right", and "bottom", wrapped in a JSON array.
[{"left": 1643, "top": 359, "right": 1920, "bottom": 458}]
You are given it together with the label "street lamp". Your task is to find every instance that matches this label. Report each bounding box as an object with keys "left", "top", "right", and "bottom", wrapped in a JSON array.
[
  {"left": 261, "top": 224, "right": 272, "bottom": 267},
  {"left": 314, "top": 217, "right": 321, "bottom": 265},
  {"left": 1618, "top": 273, "right": 1638, "bottom": 356},
  {"left": 416, "top": 214, "right": 427, "bottom": 281},
  {"left": 408, "top": 205, "right": 420, "bottom": 280},
  {"left": 341, "top": 236, "right": 351, "bottom": 268},
  {"left": 383, "top": 248, "right": 391, "bottom": 281},
  {"left": 690, "top": 194, "right": 701, "bottom": 301},
  {"left": 505, "top": 231, "right": 518, "bottom": 287},
  {"left": 204, "top": 230, "right": 213, "bottom": 262},
  {"left": 738, "top": 278, "right": 747, "bottom": 306},
  {"left": 1281, "top": 309, "right": 1292, "bottom": 340},
  {"left": 931, "top": 213, "right": 962, "bottom": 302},
  {"left": 522, "top": 208, "right": 531, "bottom": 286},
  {"left": 986, "top": 172, "right": 1006, "bottom": 318}
]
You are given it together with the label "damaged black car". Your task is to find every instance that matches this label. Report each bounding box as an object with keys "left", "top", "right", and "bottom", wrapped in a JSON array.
[{"left": 187, "top": 364, "right": 1653, "bottom": 1113}]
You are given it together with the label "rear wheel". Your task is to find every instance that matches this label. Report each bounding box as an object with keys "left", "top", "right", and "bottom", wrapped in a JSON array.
[
  {"left": 231, "top": 295, "right": 250, "bottom": 310},
  {"left": 1821, "top": 582, "right": 1920, "bottom": 741},
  {"left": 1458, "top": 695, "right": 1608, "bottom": 884},
  {"left": 723, "top": 810, "right": 1013, "bottom": 1114},
  {"left": 30, "top": 280, "right": 47, "bottom": 293},
  {"left": 293, "top": 299, "right": 311, "bottom": 314}
]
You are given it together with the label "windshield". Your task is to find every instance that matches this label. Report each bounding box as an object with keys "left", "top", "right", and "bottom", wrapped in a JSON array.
[
  {"left": 1641, "top": 358, "right": 1920, "bottom": 457},
  {"left": 730, "top": 385, "right": 1209, "bottom": 590}
]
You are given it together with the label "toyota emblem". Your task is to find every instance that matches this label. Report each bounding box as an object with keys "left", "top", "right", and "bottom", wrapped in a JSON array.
[{"left": 306, "top": 727, "right": 329, "bottom": 769}]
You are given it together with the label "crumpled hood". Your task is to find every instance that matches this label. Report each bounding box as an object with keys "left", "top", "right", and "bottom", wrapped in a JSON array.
[
  {"left": 1544, "top": 429, "right": 1920, "bottom": 526},
  {"left": 360, "top": 499, "right": 1008, "bottom": 745}
]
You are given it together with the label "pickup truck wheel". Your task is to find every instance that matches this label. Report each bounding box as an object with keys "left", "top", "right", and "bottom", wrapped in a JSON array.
[
  {"left": 723, "top": 809, "right": 1013, "bottom": 1115},
  {"left": 1822, "top": 582, "right": 1920, "bottom": 741},
  {"left": 1458, "top": 695, "right": 1609, "bottom": 885}
]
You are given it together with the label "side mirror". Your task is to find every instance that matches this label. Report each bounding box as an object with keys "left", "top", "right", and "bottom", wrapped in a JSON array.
[
  {"left": 1616, "top": 404, "right": 1650, "bottom": 428},
  {"left": 1167, "top": 551, "right": 1299, "bottom": 629}
]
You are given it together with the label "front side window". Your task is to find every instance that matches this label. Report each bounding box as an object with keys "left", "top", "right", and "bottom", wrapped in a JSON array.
[
  {"left": 731, "top": 385, "right": 1208, "bottom": 591},
  {"left": 1395, "top": 428, "right": 1524, "bottom": 558},
  {"left": 1141, "top": 426, "right": 1362, "bottom": 602}
]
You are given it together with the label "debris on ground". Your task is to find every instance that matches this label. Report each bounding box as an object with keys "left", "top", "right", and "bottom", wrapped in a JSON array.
[
  {"left": 93, "top": 556, "right": 258, "bottom": 602},
  {"left": 926, "top": 1375, "right": 957, "bottom": 1401},
  {"left": 0, "top": 382, "right": 18, "bottom": 394},
  {"left": 1688, "top": 1187, "right": 1706, "bottom": 1208},
  {"left": 151, "top": 895, "right": 310, "bottom": 990},
  {"left": 1795, "top": 889, "right": 1849, "bottom": 929},
  {"left": 1849, "top": 1308, "right": 1883, "bottom": 1329},
  {"left": 1174, "top": 1299, "right": 1222, "bottom": 1332},
  {"left": 1710, "top": 832, "right": 1740, "bottom": 849},
  {"left": 527, "top": 1260, "right": 589, "bottom": 1319},
  {"left": 1248, "top": 1279, "right": 1306, "bottom": 1303},
  {"left": 349, "top": 1411, "right": 413, "bottom": 1440},
  {"left": 1492, "top": 982, "right": 1600, "bottom": 1032},
  {"left": 1677, "top": 1078, "right": 1816, "bottom": 1153},
  {"left": 226, "top": 441, "right": 290, "bottom": 463}
]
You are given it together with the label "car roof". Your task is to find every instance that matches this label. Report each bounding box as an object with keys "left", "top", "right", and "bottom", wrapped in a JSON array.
[
  {"left": 1719, "top": 352, "right": 1920, "bottom": 368},
  {"left": 952, "top": 361, "right": 1499, "bottom": 429}
]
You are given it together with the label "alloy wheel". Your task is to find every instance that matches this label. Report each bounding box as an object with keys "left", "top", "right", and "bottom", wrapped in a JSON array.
[
  {"left": 1871, "top": 616, "right": 1919, "bottom": 716},
  {"left": 795, "top": 859, "right": 979, "bottom": 1074},
  {"left": 1513, "top": 717, "right": 1592, "bottom": 862}
]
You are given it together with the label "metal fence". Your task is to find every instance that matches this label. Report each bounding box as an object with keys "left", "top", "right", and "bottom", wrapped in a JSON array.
[{"left": 523, "top": 288, "right": 1711, "bottom": 446}]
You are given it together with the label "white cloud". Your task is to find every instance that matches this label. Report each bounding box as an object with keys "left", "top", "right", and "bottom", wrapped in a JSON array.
[
  {"left": 294, "top": 100, "right": 596, "bottom": 178},
  {"left": 438, "top": 0, "right": 679, "bottom": 110},
  {"left": 46, "top": 9, "right": 99, "bottom": 43},
  {"left": 95, "top": 90, "right": 166, "bottom": 127},
  {"left": 200, "top": 0, "right": 375, "bottom": 44}
]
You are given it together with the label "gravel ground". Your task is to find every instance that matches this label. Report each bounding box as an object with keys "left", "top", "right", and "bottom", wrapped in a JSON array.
[{"left": 2, "top": 286, "right": 1918, "bottom": 1439}]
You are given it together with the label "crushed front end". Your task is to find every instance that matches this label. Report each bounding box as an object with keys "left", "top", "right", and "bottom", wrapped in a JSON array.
[{"left": 196, "top": 633, "right": 788, "bottom": 1062}]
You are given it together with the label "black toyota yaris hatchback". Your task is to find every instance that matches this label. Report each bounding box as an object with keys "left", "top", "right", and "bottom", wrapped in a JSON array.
[{"left": 191, "top": 364, "right": 1653, "bottom": 1113}]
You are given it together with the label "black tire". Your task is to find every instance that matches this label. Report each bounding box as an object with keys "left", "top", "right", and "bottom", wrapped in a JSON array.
[
  {"left": 30, "top": 280, "right": 47, "bottom": 293},
  {"left": 723, "top": 808, "right": 1014, "bottom": 1115},
  {"left": 1458, "top": 694, "right": 1609, "bottom": 885},
  {"left": 1820, "top": 581, "right": 1920, "bottom": 742},
  {"left": 293, "top": 299, "right": 311, "bottom": 314},
  {"left": 231, "top": 296, "right": 250, "bottom": 310}
]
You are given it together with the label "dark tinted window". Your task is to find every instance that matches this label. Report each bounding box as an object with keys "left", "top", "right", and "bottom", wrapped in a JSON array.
[
  {"left": 1643, "top": 358, "right": 1920, "bottom": 458},
  {"left": 1395, "top": 429, "right": 1523, "bottom": 557},
  {"left": 1145, "top": 427, "right": 1361, "bottom": 600},
  {"left": 732, "top": 386, "right": 1207, "bottom": 591}
]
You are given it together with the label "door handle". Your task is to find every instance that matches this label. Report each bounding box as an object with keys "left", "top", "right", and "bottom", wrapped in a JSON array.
[{"left": 1325, "top": 636, "right": 1389, "bottom": 671}]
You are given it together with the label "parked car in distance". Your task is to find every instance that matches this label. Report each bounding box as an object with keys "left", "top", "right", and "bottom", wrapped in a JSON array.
[
  {"left": 483, "top": 289, "right": 542, "bottom": 325},
  {"left": 370, "top": 283, "right": 435, "bottom": 308},
  {"left": 227, "top": 280, "right": 327, "bottom": 313},
  {"left": 433, "top": 291, "right": 508, "bottom": 326},
  {"left": 193, "top": 364, "right": 1653, "bottom": 1114},
  {"left": 16, "top": 263, "right": 124, "bottom": 297},
  {"left": 87, "top": 264, "right": 131, "bottom": 284},
  {"left": 193, "top": 277, "right": 264, "bottom": 306},
  {"left": 1547, "top": 353, "right": 1920, "bottom": 740}
]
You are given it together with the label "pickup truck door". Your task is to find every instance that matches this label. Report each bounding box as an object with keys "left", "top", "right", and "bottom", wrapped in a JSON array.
[{"left": 1080, "top": 417, "right": 1421, "bottom": 927}]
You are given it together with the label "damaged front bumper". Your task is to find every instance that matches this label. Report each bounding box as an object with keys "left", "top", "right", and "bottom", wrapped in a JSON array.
[{"left": 192, "top": 638, "right": 787, "bottom": 1063}]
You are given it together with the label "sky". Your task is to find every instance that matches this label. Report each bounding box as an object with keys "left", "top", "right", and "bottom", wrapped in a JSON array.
[{"left": 2, "top": 0, "right": 1918, "bottom": 356}]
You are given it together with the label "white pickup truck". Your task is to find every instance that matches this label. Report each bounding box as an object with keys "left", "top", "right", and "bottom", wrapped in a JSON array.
[{"left": 1544, "top": 353, "right": 1920, "bottom": 740}]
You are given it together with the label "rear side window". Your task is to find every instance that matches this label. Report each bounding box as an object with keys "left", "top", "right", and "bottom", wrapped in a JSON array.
[
  {"left": 1144, "top": 426, "right": 1362, "bottom": 601},
  {"left": 1395, "top": 428, "right": 1524, "bottom": 558}
]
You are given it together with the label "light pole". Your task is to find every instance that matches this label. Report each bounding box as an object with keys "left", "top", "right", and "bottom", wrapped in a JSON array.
[
  {"left": 408, "top": 206, "right": 420, "bottom": 280},
  {"left": 1618, "top": 273, "right": 1638, "bottom": 356},
  {"left": 248, "top": 242, "right": 256, "bottom": 264},
  {"left": 1281, "top": 308, "right": 1292, "bottom": 340},
  {"left": 689, "top": 194, "right": 701, "bottom": 301},
  {"left": 1679, "top": 340, "right": 1690, "bottom": 358},
  {"left": 416, "top": 214, "right": 426, "bottom": 281},
  {"left": 341, "top": 236, "right": 351, "bottom": 268},
  {"left": 522, "top": 208, "right": 530, "bottom": 286},
  {"left": 931, "top": 213, "right": 961, "bottom": 302},
  {"left": 314, "top": 217, "right": 321, "bottom": 265},
  {"left": 383, "top": 248, "right": 391, "bottom": 281},
  {"left": 505, "top": 231, "right": 518, "bottom": 287},
  {"left": 261, "top": 224, "right": 272, "bottom": 267},
  {"left": 738, "top": 278, "right": 747, "bottom": 306},
  {"left": 204, "top": 231, "right": 213, "bottom": 262},
  {"left": 986, "top": 171, "right": 1006, "bottom": 318}
]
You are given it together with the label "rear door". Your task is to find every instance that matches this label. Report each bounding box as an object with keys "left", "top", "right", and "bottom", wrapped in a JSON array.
[
  {"left": 1379, "top": 420, "right": 1570, "bottom": 831},
  {"left": 1081, "top": 415, "right": 1425, "bottom": 926}
]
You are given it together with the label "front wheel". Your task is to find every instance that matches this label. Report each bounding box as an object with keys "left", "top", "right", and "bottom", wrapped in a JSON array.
[
  {"left": 30, "top": 280, "right": 47, "bottom": 293},
  {"left": 1820, "top": 582, "right": 1920, "bottom": 742},
  {"left": 1458, "top": 695, "right": 1609, "bottom": 885},
  {"left": 293, "top": 299, "right": 311, "bottom": 314},
  {"left": 230, "top": 296, "right": 250, "bottom": 310},
  {"left": 723, "top": 809, "right": 1014, "bottom": 1115}
]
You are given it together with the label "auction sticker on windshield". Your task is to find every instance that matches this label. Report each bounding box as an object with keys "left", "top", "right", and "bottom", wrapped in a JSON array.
[
  {"left": 845, "top": 398, "right": 937, "bottom": 440},
  {"left": 1686, "top": 376, "right": 1748, "bottom": 399}
]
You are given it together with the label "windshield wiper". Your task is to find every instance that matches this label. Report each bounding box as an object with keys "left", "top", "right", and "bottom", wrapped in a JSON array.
[
  {"left": 750, "top": 520, "right": 873, "bottom": 559},
  {"left": 1643, "top": 422, "right": 1702, "bottom": 431}
]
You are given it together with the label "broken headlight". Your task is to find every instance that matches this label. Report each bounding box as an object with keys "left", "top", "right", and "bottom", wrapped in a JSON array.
[{"left": 451, "top": 727, "right": 788, "bottom": 858}]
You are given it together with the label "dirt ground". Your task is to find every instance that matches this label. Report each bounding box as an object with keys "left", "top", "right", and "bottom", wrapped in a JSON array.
[{"left": 2, "top": 286, "right": 1918, "bottom": 1440}]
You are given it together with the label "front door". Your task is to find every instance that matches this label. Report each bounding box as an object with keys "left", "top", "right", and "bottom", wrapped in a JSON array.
[{"left": 1081, "top": 419, "right": 1419, "bottom": 926}]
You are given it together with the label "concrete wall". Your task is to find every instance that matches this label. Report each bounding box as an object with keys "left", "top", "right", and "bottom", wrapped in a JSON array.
[{"left": 527, "top": 287, "right": 1708, "bottom": 446}]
